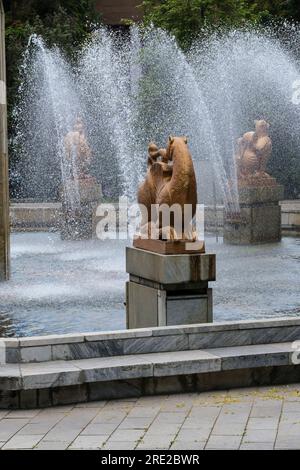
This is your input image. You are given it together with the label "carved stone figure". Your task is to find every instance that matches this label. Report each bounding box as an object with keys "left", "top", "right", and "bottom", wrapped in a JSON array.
[
  {"left": 137, "top": 136, "right": 197, "bottom": 242},
  {"left": 138, "top": 142, "right": 172, "bottom": 229},
  {"left": 235, "top": 120, "right": 272, "bottom": 183},
  {"left": 64, "top": 117, "right": 92, "bottom": 180}
]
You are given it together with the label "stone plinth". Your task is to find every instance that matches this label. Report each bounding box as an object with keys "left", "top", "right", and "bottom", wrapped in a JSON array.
[
  {"left": 224, "top": 184, "right": 284, "bottom": 245},
  {"left": 61, "top": 177, "right": 102, "bottom": 240},
  {"left": 126, "top": 246, "right": 215, "bottom": 329}
]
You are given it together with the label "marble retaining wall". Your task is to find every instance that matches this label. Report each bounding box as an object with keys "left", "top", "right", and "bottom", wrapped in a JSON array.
[
  {"left": 4, "top": 317, "right": 300, "bottom": 364},
  {"left": 10, "top": 201, "right": 300, "bottom": 233}
]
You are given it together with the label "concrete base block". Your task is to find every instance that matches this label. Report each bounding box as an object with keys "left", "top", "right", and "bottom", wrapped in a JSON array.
[
  {"left": 61, "top": 179, "right": 102, "bottom": 240},
  {"left": 224, "top": 184, "right": 283, "bottom": 244},
  {"left": 126, "top": 247, "right": 215, "bottom": 329},
  {"left": 126, "top": 247, "right": 216, "bottom": 284},
  {"left": 126, "top": 281, "right": 212, "bottom": 329}
]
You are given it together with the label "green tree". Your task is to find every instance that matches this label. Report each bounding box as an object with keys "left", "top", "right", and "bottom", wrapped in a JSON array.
[
  {"left": 141, "top": 0, "right": 269, "bottom": 47},
  {"left": 4, "top": 0, "right": 102, "bottom": 134}
]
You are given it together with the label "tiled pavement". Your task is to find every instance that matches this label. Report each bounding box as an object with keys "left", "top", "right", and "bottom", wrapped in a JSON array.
[{"left": 1, "top": 384, "right": 300, "bottom": 450}]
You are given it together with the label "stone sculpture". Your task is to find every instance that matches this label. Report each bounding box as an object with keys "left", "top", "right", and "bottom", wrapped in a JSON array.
[
  {"left": 128, "top": 137, "right": 212, "bottom": 330},
  {"left": 137, "top": 142, "right": 172, "bottom": 230},
  {"left": 64, "top": 117, "right": 92, "bottom": 180},
  {"left": 224, "top": 119, "right": 283, "bottom": 244},
  {"left": 61, "top": 118, "right": 102, "bottom": 240},
  {"left": 137, "top": 136, "right": 198, "bottom": 245},
  {"left": 235, "top": 120, "right": 273, "bottom": 184}
]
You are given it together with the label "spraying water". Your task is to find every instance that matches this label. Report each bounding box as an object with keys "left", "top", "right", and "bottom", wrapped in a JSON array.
[{"left": 11, "top": 24, "right": 300, "bottom": 210}]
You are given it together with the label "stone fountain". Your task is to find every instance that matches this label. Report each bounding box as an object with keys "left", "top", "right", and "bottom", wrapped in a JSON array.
[
  {"left": 126, "top": 136, "right": 216, "bottom": 329},
  {"left": 224, "top": 120, "right": 283, "bottom": 244},
  {"left": 61, "top": 118, "right": 102, "bottom": 240}
]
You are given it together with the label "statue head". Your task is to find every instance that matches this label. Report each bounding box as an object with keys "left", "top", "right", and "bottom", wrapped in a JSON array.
[
  {"left": 147, "top": 142, "right": 159, "bottom": 166},
  {"left": 254, "top": 119, "right": 270, "bottom": 135},
  {"left": 73, "top": 117, "right": 84, "bottom": 134},
  {"left": 166, "top": 136, "right": 188, "bottom": 160}
]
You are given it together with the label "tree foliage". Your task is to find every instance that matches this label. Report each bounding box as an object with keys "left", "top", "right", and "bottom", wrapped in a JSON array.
[
  {"left": 4, "top": 0, "right": 102, "bottom": 135},
  {"left": 141, "top": 0, "right": 300, "bottom": 48}
]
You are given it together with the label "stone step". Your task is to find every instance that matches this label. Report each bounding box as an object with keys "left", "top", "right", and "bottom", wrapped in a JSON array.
[
  {"left": 4, "top": 317, "right": 300, "bottom": 363},
  {"left": 1, "top": 341, "right": 299, "bottom": 408},
  {"left": 0, "top": 341, "right": 296, "bottom": 392}
]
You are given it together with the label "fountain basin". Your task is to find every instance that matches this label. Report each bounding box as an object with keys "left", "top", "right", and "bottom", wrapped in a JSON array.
[{"left": 0, "top": 233, "right": 299, "bottom": 337}]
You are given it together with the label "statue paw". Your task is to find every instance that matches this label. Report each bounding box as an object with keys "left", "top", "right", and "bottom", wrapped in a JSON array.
[{"left": 160, "top": 226, "right": 179, "bottom": 241}]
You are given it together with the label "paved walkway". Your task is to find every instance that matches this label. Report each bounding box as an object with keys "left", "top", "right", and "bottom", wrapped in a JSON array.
[{"left": 0, "top": 384, "right": 300, "bottom": 450}]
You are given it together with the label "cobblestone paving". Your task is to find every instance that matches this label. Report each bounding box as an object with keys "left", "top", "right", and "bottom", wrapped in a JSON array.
[{"left": 1, "top": 384, "right": 300, "bottom": 450}]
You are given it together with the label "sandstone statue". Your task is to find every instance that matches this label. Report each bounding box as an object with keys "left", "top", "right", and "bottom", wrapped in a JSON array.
[
  {"left": 235, "top": 120, "right": 272, "bottom": 183},
  {"left": 64, "top": 117, "right": 92, "bottom": 180},
  {"left": 137, "top": 136, "right": 197, "bottom": 241},
  {"left": 138, "top": 142, "right": 172, "bottom": 229}
]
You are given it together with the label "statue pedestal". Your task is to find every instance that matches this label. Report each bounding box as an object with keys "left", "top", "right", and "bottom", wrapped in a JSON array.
[
  {"left": 224, "top": 183, "right": 284, "bottom": 244},
  {"left": 61, "top": 177, "right": 102, "bottom": 240},
  {"left": 126, "top": 246, "right": 215, "bottom": 329}
]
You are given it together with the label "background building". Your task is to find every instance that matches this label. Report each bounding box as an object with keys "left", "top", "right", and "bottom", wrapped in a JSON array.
[{"left": 96, "top": 0, "right": 142, "bottom": 26}]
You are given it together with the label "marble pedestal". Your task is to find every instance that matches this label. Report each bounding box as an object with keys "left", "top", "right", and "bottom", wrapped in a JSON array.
[
  {"left": 224, "top": 184, "right": 284, "bottom": 245},
  {"left": 126, "top": 246, "right": 216, "bottom": 329},
  {"left": 61, "top": 178, "right": 102, "bottom": 240}
]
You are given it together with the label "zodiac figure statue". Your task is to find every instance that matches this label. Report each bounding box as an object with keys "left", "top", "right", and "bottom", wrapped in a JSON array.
[
  {"left": 235, "top": 120, "right": 272, "bottom": 182},
  {"left": 64, "top": 117, "right": 92, "bottom": 180},
  {"left": 137, "top": 136, "right": 197, "bottom": 241}
]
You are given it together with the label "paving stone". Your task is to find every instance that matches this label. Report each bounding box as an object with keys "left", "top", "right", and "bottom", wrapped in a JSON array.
[
  {"left": 276, "top": 423, "right": 300, "bottom": 437},
  {"left": 151, "top": 412, "right": 186, "bottom": 424},
  {"left": 176, "top": 428, "right": 208, "bottom": 441},
  {"left": 17, "top": 423, "right": 57, "bottom": 435},
  {"left": 137, "top": 434, "right": 174, "bottom": 450},
  {"left": 108, "top": 429, "right": 145, "bottom": 442},
  {"left": 3, "top": 434, "right": 44, "bottom": 449},
  {"left": 0, "top": 411, "right": 9, "bottom": 420},
  {"left": 69, "top": 435, "right": 107, "bottom": 449},
  {"left": 247, "top": 417, "right": 279, "bottom": 430},
  {"left": 6, "top": 409, "right": 40, "bottom": 419},
  {"left": 211, "top": 423, "right": 245, "bottom": 436},
  {"left": 242, "top": 428, "right": 277, "bottom": 443},
  {"left": 136, "top": 395, "right": 166, "bottom": 406},
  {"left": 127, "top": 406, "right": 160, "bottom": 418},
  {"left": 146, "top": 423, "right": 181, "bottom": 435},
  {"left": 35, "top": 440, "right": 70, "bottom": 450},
  {"left": 171, "top": 440, "right": 206, "bottom": 450},
  {"left": 30, "top": 410, "right": 68, "bottom": 425},
  {"left": 240, "top": 442, "right": 274, "bottom": 450},
  {"left": 187, "top": 406, "right": 221, "bottom": 418},
  {"left": 275, "top": 439, "right": 300, "bottom": 450},
  {"left": 205, "top": 435, "right": 242, "bottom": 450},
  {"left": 81, "top": 423, "right": 117, "bottom": 435},
  {"left": 250, "top": 405, "right": 282, "bottom": 418},
  {"left": 282, "top": 402, "right": 300, "bottom": 413},
  {"left": 104, "top": 441, "right": 137, "bottom": 450},
  {"left": 0, "top": 419, "right": 29, "bottom": 441},
  {"left": 0, "top": 383, "right": 300, "bottom": 449},
  {"left": 91, "top": 410, "right": 128, "bottom": 424},
  {"left": 118, "top": 417, "right": 154, "bottom": 429},
  {"left": 40, "top": 410, "right": 98, "bottom": 443}
]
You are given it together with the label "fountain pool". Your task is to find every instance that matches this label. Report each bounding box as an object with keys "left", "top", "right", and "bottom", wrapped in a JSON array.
[{"left": 0, "top": 232, "right": 299, "bottom": 337}]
